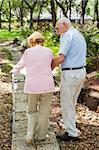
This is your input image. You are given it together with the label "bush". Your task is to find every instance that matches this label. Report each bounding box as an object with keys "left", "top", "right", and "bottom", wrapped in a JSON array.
[
  {"left": 78, "top": 23, "right": 99, "bottom": 61},
  {"left": 77, "top": 23, "right": 99, "bottom": 72}
]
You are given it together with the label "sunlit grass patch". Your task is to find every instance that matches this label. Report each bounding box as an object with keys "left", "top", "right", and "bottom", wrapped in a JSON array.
[{"left": 0, "top": 29, "right": 22, "bottom": 41}]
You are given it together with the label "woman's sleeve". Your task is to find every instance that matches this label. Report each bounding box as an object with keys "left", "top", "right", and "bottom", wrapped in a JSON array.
[{"left": 12, "top": 52, "right": 26, "bottom": 74}]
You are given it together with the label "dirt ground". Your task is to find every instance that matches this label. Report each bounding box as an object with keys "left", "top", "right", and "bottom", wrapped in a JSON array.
[{"left": 0, "top": 75, "right": 12, "bottom": 150}]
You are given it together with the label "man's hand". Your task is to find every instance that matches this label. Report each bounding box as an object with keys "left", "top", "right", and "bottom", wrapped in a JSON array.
[{"left": 51, "top": 54, "right": 65, "bottom": 70}]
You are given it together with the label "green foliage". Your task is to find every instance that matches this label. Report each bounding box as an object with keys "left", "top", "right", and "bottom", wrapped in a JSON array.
[
  {"left": 1, "top": 48, "right": 13, "bottom": 61},
  {"left": 96, "top": 72, "right": 99, "bottom": 79},
  {"left": 0, "top": 48, "right": 13, "bottom": 75},
  {"left": 21, "top": 28, "right": 34, "bottom": 39},
  {"left": 0, "top": 63, "right": 12, "bottom": 73},
  {"left": 0, "top": 29, "right": 22, "bottom": 41},
  {"left": 78, "top": 23, "right": 99, "bottom": 65},
  {"left": 20, "top": 25, "right": 60, "bottom": 56},
  {"left": 43, "top": 29, "right": 59, "bottom": 56}
]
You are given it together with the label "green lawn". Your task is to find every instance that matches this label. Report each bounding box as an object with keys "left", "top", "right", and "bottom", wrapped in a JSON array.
[
  {"left": 0, "top": 29, "right": 59, "bottom": 56},
  {"left": 0, "top": 29, "right": 22, "bottom": 41}
]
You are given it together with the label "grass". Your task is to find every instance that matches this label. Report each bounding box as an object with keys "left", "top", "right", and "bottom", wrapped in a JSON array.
[
  {"left": 0, "top": 48, "right": 13, "bottom": 75},
  {"left": 0, "top": 28, "right": 60, "bottom": 55},
  {"left": 0, "top": 29, "right": 22, "bottom": 41}
]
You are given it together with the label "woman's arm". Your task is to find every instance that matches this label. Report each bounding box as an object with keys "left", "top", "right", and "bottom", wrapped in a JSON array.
[{"left": 11, "top": 53, "right": 25, "bottom": 74}]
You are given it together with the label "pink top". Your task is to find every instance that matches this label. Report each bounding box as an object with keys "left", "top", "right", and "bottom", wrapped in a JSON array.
[{"left": 13, "top": 45, "right": 55, "bottom": 94}]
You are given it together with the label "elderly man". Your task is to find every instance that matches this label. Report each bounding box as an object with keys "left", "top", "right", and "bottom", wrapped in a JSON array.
[{"left": 52, "top": 17, "right": 86, "bottom": 141}]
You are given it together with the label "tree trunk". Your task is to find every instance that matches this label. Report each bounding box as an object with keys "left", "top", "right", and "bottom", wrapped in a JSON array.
[
  {"left": 8, "top": 0, "right": 11, "bottom": 31},
  {"left": 94, "top": 0, "right": 99, "bottom": 28},
  {"left": 80, "top": 0, "right": 88, "bottom": 25},
  {"left": 0, "top": 10, "right": 2, "bottom": 29},
  {"left": 20, "top": 0, "right": 24, "bottom": 27},
  {"left": 55, "top": 0, "right": 68, "bottom": 17},
  {"left": 24, "top": 0, "right": 37, "bottom": 29},
  {"left": 30, "top": 8, "right": 33, "bottom": 29},
  {"left": 0, "top": 0, "right": 5, "bottom": 29},
  {"left": 50, "top": 0, "right": 56, "bottom": 27},
  {"left": 69, "top": 0, "right": 72, "bottom": 20},
  {"left": 37, "top": 0, "right": 44, "bottom": 27}
]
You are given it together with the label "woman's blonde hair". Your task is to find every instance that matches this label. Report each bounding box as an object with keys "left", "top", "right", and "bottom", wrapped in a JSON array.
[{"left": 27, "top": 32, "right": 44, "bottom": 47}]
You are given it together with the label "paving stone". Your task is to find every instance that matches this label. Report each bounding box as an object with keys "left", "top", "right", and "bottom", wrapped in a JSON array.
[
  {"left": 35, "top": 131, "right": 58, "bottom": 145},
  {"left": 36, "top": 143, "right": 59, "bottom": 150},
  {"left": 14, "top": 89, "right": 24, "bottom": 94},
  {"left": 12, "top": 131, "right": 60, "bottom": 150},
  {"left": 89, "top": 91, "right": 99, "bottom": 99},
  {"left": 15, "top": 102, "right": 27, "bottom": 112},
  {"left": 12, "top": 140, "right": 21, "bottom": 150},
  {"left": 13, "top": 82, "right": 24, "bottom": 90},
  {"left": 15, "top": 94, "right": 27, "bottom": 103},
  {"left": 15, "top": 112, "right": 27, "bottom": 121},
  {"left": 14, "top": 74, "right": 25, "bottom": 81},
  {"left": 12, "top": 131, "right": 26, "bottom": 140},
  {"left": 12, "top": 139, "right": 36, "bottom": 150},
  {"left": 34, "top": 131, "right": 60, "bottom": 150},
  {"left": 14, "top": 120, "right": 27, "bottom": 132}
]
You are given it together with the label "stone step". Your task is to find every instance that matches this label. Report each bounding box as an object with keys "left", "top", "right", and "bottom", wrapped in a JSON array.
[
  {"left": 54, "top": 87, "right": 60, "bottom": 93},
  {"left": 89, "top": 85, "right": 99, "bottom": 92},
  {"left": 86, "top": 71, "right": 97, "bottom": 79},
  {"left": 13, "top": 120, "right": 27, "bottom": 132},
  {"left": 89, "top": 90, "right": 99, "bottom": 99},
  {"left": 12, "top": 139, "right": 35, "bottom": 150},
  {"left": 12, "top": 131, "right": 60, "bottom": 150},
  {"left": 15, "top": 102, "right": 27, "bottom": 112},
  {"left": 15, "top": 112, "right": 27, "bottom": 121}
]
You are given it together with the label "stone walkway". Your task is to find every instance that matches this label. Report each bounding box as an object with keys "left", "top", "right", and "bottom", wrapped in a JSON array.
[{"left": 6, "top": 44, "right": 60, "bottom": 150}]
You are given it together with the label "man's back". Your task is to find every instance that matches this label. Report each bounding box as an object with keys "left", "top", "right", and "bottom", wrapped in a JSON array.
[{"left": 60, "top": 27, "right": 86, "bottom": 68}]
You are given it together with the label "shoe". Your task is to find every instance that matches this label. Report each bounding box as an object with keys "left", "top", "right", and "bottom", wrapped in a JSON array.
[
  {"left": 56, "top": 132, "right": 80, "bottom": 141},
  {"left": 56, "top": 132, "right": 68, "bottom": 139}
]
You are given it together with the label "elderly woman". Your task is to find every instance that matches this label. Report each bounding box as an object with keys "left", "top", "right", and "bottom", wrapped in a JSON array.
[{"left": 11, "top": 32, "right": 55, "bottom": 144}]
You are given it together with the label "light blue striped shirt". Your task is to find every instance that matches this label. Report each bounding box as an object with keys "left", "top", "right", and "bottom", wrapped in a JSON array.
[{"left": 59, "top": 27, "right": 86, "bottom": 69}]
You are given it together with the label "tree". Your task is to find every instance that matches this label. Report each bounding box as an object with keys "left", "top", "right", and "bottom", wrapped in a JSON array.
[
  {"left": 36, "top": 0, "right": 45, "bottom": 26},
  {"left": 0, "top": 0, "right": 5, "bottom": 28},
  {"left": 8, "top": 0, "right": 11, "bottom": 31},
  {"left": 20, "top": 0, "right": 24, "bottom": 27},
  {"left": 94, "top": 0, "right": 99, "bottom": 26},
  {"left": 24, "top": 0, "right": 37, "bottom": 29},
  {"left": 50, "top": 0, "right": 56, "bottom": 27},
  {"left": 81, "top": 0, "right": 88, "bottom": 24},
  {"left": 55, "top": 0, "right": 68, "bottom": 17}
]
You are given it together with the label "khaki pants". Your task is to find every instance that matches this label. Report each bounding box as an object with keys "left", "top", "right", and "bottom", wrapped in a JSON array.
[
  {"left": 60, "top": 67, "right": 86, "bottom": 137},
  {"left": 27, "top": 93, "right": 52, "bottom": 140}
]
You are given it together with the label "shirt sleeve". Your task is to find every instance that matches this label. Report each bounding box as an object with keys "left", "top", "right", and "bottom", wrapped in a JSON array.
[
  {"left": 59, "top": 31, "right": 73, "bottom": 56},
  {"left": 12, "top": 51, "right": 26, "bottom": 74},
  {"left": 48, "top": 48, "right": 54, "bottom": 59}
]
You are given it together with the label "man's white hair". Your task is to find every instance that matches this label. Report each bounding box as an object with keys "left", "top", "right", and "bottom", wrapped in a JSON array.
[{"left": 57, "top": 17, "right": 71, "bottom": 26}]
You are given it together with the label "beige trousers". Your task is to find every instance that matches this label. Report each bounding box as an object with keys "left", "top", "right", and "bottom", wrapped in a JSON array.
[
  {"left": 27, "top": 93, "right": 52, "bottom": 140},
  {"left": 60, "top": 67, "right": 86, "bottom": 137}
]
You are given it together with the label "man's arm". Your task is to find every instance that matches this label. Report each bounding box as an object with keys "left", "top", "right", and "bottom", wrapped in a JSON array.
[{"left": 51, "top": 54, "right": 65, "bottom": 70}]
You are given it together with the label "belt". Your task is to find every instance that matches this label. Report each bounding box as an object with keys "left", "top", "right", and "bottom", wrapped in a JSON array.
[{"left": 62, "top": 66, "right": 85, "bottom": 71}]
